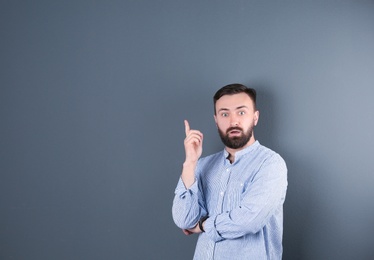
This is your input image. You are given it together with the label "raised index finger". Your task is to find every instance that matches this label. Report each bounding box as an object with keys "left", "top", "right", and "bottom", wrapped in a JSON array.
[{"left": 184, "top": 120, "right": 190, "bottom": 136}]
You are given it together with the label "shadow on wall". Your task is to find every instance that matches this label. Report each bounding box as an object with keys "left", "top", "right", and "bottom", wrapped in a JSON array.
[
  {"left": 254, "top": 86, "right": 279, "bottom": 149},
  {"left": 254, "top": 85, "right": 314, "bottom": 259},
  {"left": 282, "top": 155, "right": 316, "bottom": 259}
]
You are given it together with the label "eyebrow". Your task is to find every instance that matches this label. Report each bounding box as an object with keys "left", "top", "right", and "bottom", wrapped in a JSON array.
[
  {"left": 235, "top": 105, "right": 248, "bottom": 110},
  {"left": 217, "top": 105, "right": 249, "bottom": 113}
]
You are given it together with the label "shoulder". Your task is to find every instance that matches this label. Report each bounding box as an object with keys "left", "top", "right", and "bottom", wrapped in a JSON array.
[
  {"left": 198, "top": 150, "right": 223, "bottom": 166},
  {"left": 255, "top": 143, "right": 287, "bottom": 170},
  {"left": 194, "top": 151, "right": 226, "bottom": 181},
  {"left": 195, "top": 150, "right": 225, "bottom": 174}
]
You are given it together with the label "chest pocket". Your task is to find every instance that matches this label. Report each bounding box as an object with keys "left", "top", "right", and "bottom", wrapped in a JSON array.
[{"left": 224, "top": 180, "right": 247, "bottom": 209}]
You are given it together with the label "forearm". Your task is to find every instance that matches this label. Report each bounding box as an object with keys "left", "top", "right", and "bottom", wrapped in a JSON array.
[
  {"left": 173, "top": 120, "right": 205, "bottom": 228},
  {"left": 181, "top": 161, "right": 197, "bottom": 189},
  {"left": 204, "top": 205, "right": 276, "bottom": 241}
]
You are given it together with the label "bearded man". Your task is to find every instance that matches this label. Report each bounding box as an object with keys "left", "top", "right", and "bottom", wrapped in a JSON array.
[{"left": 172, "top": 83, "right": 288, "bottom": 260}]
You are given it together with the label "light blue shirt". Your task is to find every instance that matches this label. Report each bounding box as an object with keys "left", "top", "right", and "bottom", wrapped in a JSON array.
[{"left": 172, "top": 141, "right": 287, "bottom": 260}]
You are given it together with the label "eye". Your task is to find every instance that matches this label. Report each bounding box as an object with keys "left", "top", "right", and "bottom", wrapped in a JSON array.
[
  {"left": 221, "top": 112, "right": 229, "bottom": 117},
  {"left": 238, "top": 111, "right": 245, "bottom": 115}
]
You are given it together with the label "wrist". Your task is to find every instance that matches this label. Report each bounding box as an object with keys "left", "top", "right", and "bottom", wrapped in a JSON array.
[
  {"left": 183, "top": 160, "right": 197, "bottom": 168},
  {"left": 181, "top": 162, "right": 197, "bottom": 189},
  {"left": 198, "top": 216, "right": 209, "bottom": 232}
]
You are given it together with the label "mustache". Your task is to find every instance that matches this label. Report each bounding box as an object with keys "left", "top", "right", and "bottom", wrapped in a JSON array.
[{"left": 226, "top": 127, "right": 243, "bottom": 134}]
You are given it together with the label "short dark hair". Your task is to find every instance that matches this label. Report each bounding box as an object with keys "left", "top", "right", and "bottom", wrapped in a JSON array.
[{"left": 213, "top": 83, "right": 257, "bottom": 114}]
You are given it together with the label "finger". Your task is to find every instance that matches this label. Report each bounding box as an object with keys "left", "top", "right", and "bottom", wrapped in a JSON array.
[
  {"left": 182, "top": 229, "right": 192, "bottom": 235},
  {"left": 184, "top": 120, "right": 190, "bottom": 136},
  {"left": 185, "top": 135, "right": 202, "bottom": 146},
  {"left": 185, "top": 130, "right": 203, "bottom": 140}
]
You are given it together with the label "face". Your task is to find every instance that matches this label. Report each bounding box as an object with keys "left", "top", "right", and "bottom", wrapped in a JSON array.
[{"left": 214, "top": 92, "right": 259, "bottom": 150}]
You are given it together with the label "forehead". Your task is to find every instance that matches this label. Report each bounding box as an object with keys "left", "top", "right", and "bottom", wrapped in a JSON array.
[{"left": 215, "top": 93, "right": 254, "bottom": 110}]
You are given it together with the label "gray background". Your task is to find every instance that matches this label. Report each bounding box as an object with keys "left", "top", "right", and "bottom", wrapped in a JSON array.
[{"left": 1, "top": 1, "right": 374, "bottom": 259}]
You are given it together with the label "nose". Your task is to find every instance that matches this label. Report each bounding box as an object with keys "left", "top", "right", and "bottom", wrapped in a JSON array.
[{"left": 230, "top": 114, "right": 239, "bottom": 127}]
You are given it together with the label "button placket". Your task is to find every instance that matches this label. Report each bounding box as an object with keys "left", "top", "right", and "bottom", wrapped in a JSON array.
[{"left": 216, "top": 166, "right": 231, "bottom": 212}]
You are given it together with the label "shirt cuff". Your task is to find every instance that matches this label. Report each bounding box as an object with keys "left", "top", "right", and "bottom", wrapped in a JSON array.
[{"left": 175, "top": 177, "right": 198, "bottom": 197}]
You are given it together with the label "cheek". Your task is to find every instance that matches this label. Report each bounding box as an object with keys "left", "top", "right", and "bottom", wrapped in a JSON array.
[
  {"left": 243, "top": 117, "right": 255, "bottom": 128},
  {"left": 216, "top": 120, "right": 228, "bottom": 131}
]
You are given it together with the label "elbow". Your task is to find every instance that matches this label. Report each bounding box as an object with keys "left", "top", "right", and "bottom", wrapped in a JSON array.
[
  {"left": 173, "top": 219, "right": 191, "bottom": 230},
  {"left": 246, "top": 222, "right": 264, "bottom": 234},
  {"left": 172, "top": 209, "right": 186, "bottom": 229},
  {"left": 172, "top": 205, "right": 199, "bottom": 229},
  {"left": 172, "top": 214, "right": 196, "bottom": 230}
]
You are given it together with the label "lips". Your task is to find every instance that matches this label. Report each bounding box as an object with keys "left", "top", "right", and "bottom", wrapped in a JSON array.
[{"left": 227, "top": 128, "right": 242, "bottom": 136}]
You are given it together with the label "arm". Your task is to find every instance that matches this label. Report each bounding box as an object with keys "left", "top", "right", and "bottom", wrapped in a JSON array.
[
  {"left": 204, "top": 154, "right": 288, "bottom": 242},
  {"left": 181, "top": 120, "right": 202, "bottom": 188},
  {"left": 172, "top": 120, "right": 207, "bottom": 230}
]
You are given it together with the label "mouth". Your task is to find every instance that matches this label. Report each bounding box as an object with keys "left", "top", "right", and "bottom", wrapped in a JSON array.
[{"left": 227, "top": 129, "right": 242, "bottom": 136}]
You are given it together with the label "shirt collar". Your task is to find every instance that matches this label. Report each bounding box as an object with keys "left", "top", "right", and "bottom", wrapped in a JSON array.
[{"left": 223, "top": 140, "right": 260, "bottom": 164}]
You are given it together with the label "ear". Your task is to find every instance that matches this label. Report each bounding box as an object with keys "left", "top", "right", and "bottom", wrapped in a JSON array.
[
  {"left": 254, "top": 110, "right": 260, "bottom": 126},
  {"left": 213, "top": 114, "right": 218, "bottom": 127}
]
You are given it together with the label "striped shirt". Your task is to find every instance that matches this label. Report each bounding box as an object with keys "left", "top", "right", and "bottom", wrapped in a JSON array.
[{"left": 172, "top": 141, "right": 287, "bottom": 260}]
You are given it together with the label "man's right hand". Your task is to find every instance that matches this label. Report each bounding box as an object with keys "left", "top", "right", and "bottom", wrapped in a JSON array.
[
  {"left": 181, "top": 120, "right": 203, "bottom": 189},
  {"left": 183, "top": 120, "right": 203, "bottom": 164}
]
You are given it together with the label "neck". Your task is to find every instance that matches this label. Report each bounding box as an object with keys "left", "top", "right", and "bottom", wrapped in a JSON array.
[{"left": 225, "top": 136, "right": 256, "bottom": 163}]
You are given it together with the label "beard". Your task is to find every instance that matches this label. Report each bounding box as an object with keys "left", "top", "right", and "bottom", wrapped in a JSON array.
[{"left": 218, "top": 125, "right": 254, "bottom": 149}]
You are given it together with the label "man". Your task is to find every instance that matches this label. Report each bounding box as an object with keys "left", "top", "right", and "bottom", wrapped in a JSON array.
[{"left": 172, "top": 83, "right": 288, "bottom": 260}]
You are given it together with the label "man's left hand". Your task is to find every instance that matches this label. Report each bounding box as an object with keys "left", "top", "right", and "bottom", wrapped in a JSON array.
[{"left": 182, "top": 224, "right": 202, "bottom": 235}]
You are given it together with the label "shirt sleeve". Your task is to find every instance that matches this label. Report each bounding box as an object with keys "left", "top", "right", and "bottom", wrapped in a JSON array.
[
  {"left": 204, "top": 153, "right": 288, "bottom": 242},
  {"left": 172, "top": 176, "right": 208, "bottom": 230}
]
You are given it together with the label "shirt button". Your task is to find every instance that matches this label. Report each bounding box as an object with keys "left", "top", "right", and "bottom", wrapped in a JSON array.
[{"left": 220, "top": 191, "right": 224, "bottom": 196}]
